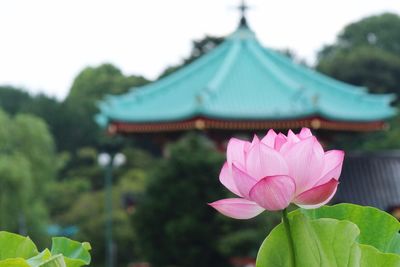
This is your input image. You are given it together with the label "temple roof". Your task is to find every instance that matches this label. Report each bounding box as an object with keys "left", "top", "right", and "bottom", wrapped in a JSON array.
[{"left": 97, "top": 18, "right": 396, "bottom": 133}]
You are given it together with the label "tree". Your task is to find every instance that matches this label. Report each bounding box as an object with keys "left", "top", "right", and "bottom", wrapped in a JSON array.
[
  {"left": 0, "top": 86, "right": 31, "bottom": 115},
  {"left": 0, "top": 109, "right": 57, "bottom": 245},
  {"left": 62, "top": 63, "right": 149, "bottom": 151},
  {"left": 317, "top": 13, "right": 400, "bottom": 95},
  {"left": 66, "top": 63, "right": 148, "bottom": 107},
  {"left": 158, "top": 36, "right": 224, "bottom": 78},
  {"left": 47, "top": 144, "right": 154, "bottom": 266},
  {"left": 134, "top": 134, "right": 231, "bottom": 267},
  {"left": 318, "top": 46, "right": 400, "bottom": 94},
  {"left": 319, "top": 13, "right": 400, "bottom": 59}
]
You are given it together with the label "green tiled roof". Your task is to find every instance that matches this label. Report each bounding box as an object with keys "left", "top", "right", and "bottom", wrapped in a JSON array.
[{"left": 97, "top": 24, "right": 396, "bottom": 127}]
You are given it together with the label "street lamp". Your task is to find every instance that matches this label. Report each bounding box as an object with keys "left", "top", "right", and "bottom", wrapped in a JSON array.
[{"left": 98, "top": 152, "right": 126, "bottom": 267}]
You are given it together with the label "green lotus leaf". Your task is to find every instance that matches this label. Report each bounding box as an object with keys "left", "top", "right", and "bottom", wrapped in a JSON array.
[
  {"left": 50, "top": 237, "right": 91, "bottom": 267},
  {"left": 256, "top": 213, "right": 400, "bottom": 267},
  {"left": 37, "top": 254, "right": 66, "bottom": 267},
  {"left": 27, "top": 249, "right": 52, "bottom": 267},
  {"left": 0, "top": 232, "right": 38, "bottom": 260},
  {"left": 293, "top": 203, "right": 400, "bottom": 254},
  {"left": 0, "top": 258, "right": 30, "bottom": 267}
]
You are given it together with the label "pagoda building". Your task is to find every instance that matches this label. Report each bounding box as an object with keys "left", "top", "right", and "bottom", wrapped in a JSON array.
[{"left": 97, "top": 3, "right": 395, "bottom": 138}]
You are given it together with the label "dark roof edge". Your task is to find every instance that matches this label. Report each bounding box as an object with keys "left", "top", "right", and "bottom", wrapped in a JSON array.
[{"left": 347, "top": 150, "right": 400, "bottom": 158}]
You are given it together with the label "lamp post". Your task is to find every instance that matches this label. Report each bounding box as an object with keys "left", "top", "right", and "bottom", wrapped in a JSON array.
[{"left": 98, "top": 152, "right": 126, "bottom": 267}]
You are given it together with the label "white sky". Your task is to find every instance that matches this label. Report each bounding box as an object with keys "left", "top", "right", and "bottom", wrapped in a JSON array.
[{"left": 1, "top": 0, "right": 400, "bottom": 100}]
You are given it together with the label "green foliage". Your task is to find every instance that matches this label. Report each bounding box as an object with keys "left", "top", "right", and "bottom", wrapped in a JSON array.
[
  {"left": 55, "top": 146, "right": 153, "bottom": 266},
  {"left": 0, "top": 86, "right": 31, "bottom": 115},
  {"left": 361, "top": 119, "right": 400, "bottom": 151},
  {"left": 256, "top": 204, "right": 400, "bottom": 267},
  {"left": 318, "top": 46, "right": 400, "bottom": 94},
  {"left": 294, "top": 203, "right": 400, "bottom": 254},
  {"left": 0, "top": 87, "right": 76, "bottom": 152},
  {"left": 62, "top": 63, "right": 149, "bottom": 151},
  {"left": 61, "top": 190, "right": 136, "bottom": 266},
  {"left": 0, "top": 231, "right": 91, "bottom": 267},
  {"left": 134, "top": 134, "right": 231, "bottom": 267},
  {"left": 66, "top": 63, "right": 148, "bottom": 106},
  {"left": 319, "top": 13, "right": 400, "bottom": 59},
  {"left": 218, "top": 213, "right": 280, "bottom": 258},
  {"left": 12, "top": 114, "right": 57, "bottom": 186},
  {"left": 0, "top": 110, "right": 57, "bottom": 244},
  {"left": 317, "top": 13, "right": 400, "bottom": 95},
  {"left": 0, "top": 232, "right": 38, "bottom": 260},
  {"left": 158, "top": 36, "right": 224, "bottom": 78},
  {"left": 50, "top": 237, "right": 91, "bottom": 267}
]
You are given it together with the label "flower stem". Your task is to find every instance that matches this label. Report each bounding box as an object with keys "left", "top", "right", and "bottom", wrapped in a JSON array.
[{"left": 282, "top": 208, "right": 296, "bottom": 267}]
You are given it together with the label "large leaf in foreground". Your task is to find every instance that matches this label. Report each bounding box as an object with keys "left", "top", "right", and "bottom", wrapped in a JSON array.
[
  {"left": 256, "top": 214, "right": 400, "bottom": 267},
  {"left": 0, "top": 232, "right": 38, "bottom": 260},
  {"left": 50, "top": 237, "right": 91, "bottom": 267},
  {"left": 27, "top": 249, "right": 66, "bottom": 267},
  {"left": 27, "top": 250, "right": 52, "bottom": 267},
  {"left": 37, "top": 255, "right": 66, "bottom": 267},
  {"left": 294, "top": 203, "right": 400, "bottom": 254},
  {"left": 0, "top": 258, "right": 30, "bottom": 267}
]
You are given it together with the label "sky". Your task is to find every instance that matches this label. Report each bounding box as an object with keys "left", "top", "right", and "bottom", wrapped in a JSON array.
[{"left": 1, "top": 0, "right": 400, "bottom": 100}]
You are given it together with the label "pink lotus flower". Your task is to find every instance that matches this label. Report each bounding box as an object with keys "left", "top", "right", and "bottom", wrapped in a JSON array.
[{"left": 209, "top": 128, "right": 344, "bottom": 219}]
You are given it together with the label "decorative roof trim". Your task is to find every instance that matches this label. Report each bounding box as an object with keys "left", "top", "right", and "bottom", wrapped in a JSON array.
[{"left": 108, "top": 117, "right": 386, "bottom": 134}]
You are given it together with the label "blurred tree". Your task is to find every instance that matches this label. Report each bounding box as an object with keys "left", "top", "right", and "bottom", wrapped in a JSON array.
[
  {"left": 0, "top": 109, "right": 57, "bottom": 245},
  {"left": 0, "top": 86, "right": 76, "bottom": 152},
  {"left": 188, "top": 36, "right": 225, "bottom": 63},
  {"left": 12, "top": 114, "right": 57, "bottom": 186},
  {"left": 318, "top": 46, "right": 400, "bottom": 94},
  {"left": 60, "top": 161, "right": 150, "bottom": 266},
  {"left": 317, "top": 13, "right": 400, "bottom": 95},
  {"left": 66, "top": 63, "right": 148, "bottom": 107},
  {"left": 63, "top": 63, "right": 149, "bottom": 151},
  {"left": 48, "top": 145, "right": 154, "bottom": 266},
  {"left": 319, "top": 13, "right": 400, "bottom": 59},
  {"left": 0, "top": 86, "right": 31, "bottom": 115},
  {"left": 158, "top": 36, "right": 224, "bottom": 78},
  {"left": 134, "top": 134, "right": 232, "bottom": 267}
]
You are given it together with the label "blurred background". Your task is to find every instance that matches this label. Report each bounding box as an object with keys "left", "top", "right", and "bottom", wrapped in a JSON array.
[{"left": 1, "top": 1, "right": 400, "bottom": 266}]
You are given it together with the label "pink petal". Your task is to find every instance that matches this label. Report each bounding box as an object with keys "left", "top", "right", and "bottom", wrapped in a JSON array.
[
  {"left": 248, "top": 135, "right": 260, "bottom": 152},
  {"left": 219, "top": 162, "right": 242, "bottom": 197},
  {"left": 279, "top": 130, "right": 301, "bottom": 154},
  {"left": 227, "top": 138, "right": 248, "bottom": 168},
  {"left": 287, "top": 130, "right": 300, "bottom": 143},
  {"left": 261, "top": 129, "right": 277, "bottom": 148},
  {"left": 249, "top": 175, "right": 295, "bottom": 211},
  {"left": 282, "top": 136, "right": 325, "bottom": 194},
  {"left": 316, "top": 150, "right": 345, "bottom": 186},
  {"left": 244, "top": 141, "right": 251, "bottom": 153},
  {"left": 296, "top": 187, "right": 338, "bottom": 209},
  {"left": 274, "top": 133, "right": 287, "bottom": 151},
  {"left": 297, "top": 128, "right": 313, "bottom": 140},
  {"left": 294, "top": 178, "right": 339, "bottom": 208},
  {"left": 231, "top": 164, "right": 258, "bottom": 199},
  {"left": 208, "top": 198, "right": 264, "bottom": 219},
  {"left": 245, "top": 142, "right": 289, "bottom": 180}
]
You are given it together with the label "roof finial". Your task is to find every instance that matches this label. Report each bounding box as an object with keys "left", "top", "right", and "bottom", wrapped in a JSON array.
[{"left": 238, "top": 0, "right": 249, "bottom": 27}]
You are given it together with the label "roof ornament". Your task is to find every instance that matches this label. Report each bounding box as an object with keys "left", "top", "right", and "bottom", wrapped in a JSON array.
[{"left": 238, "top": 0, "right": 250, "bottom": 27}]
